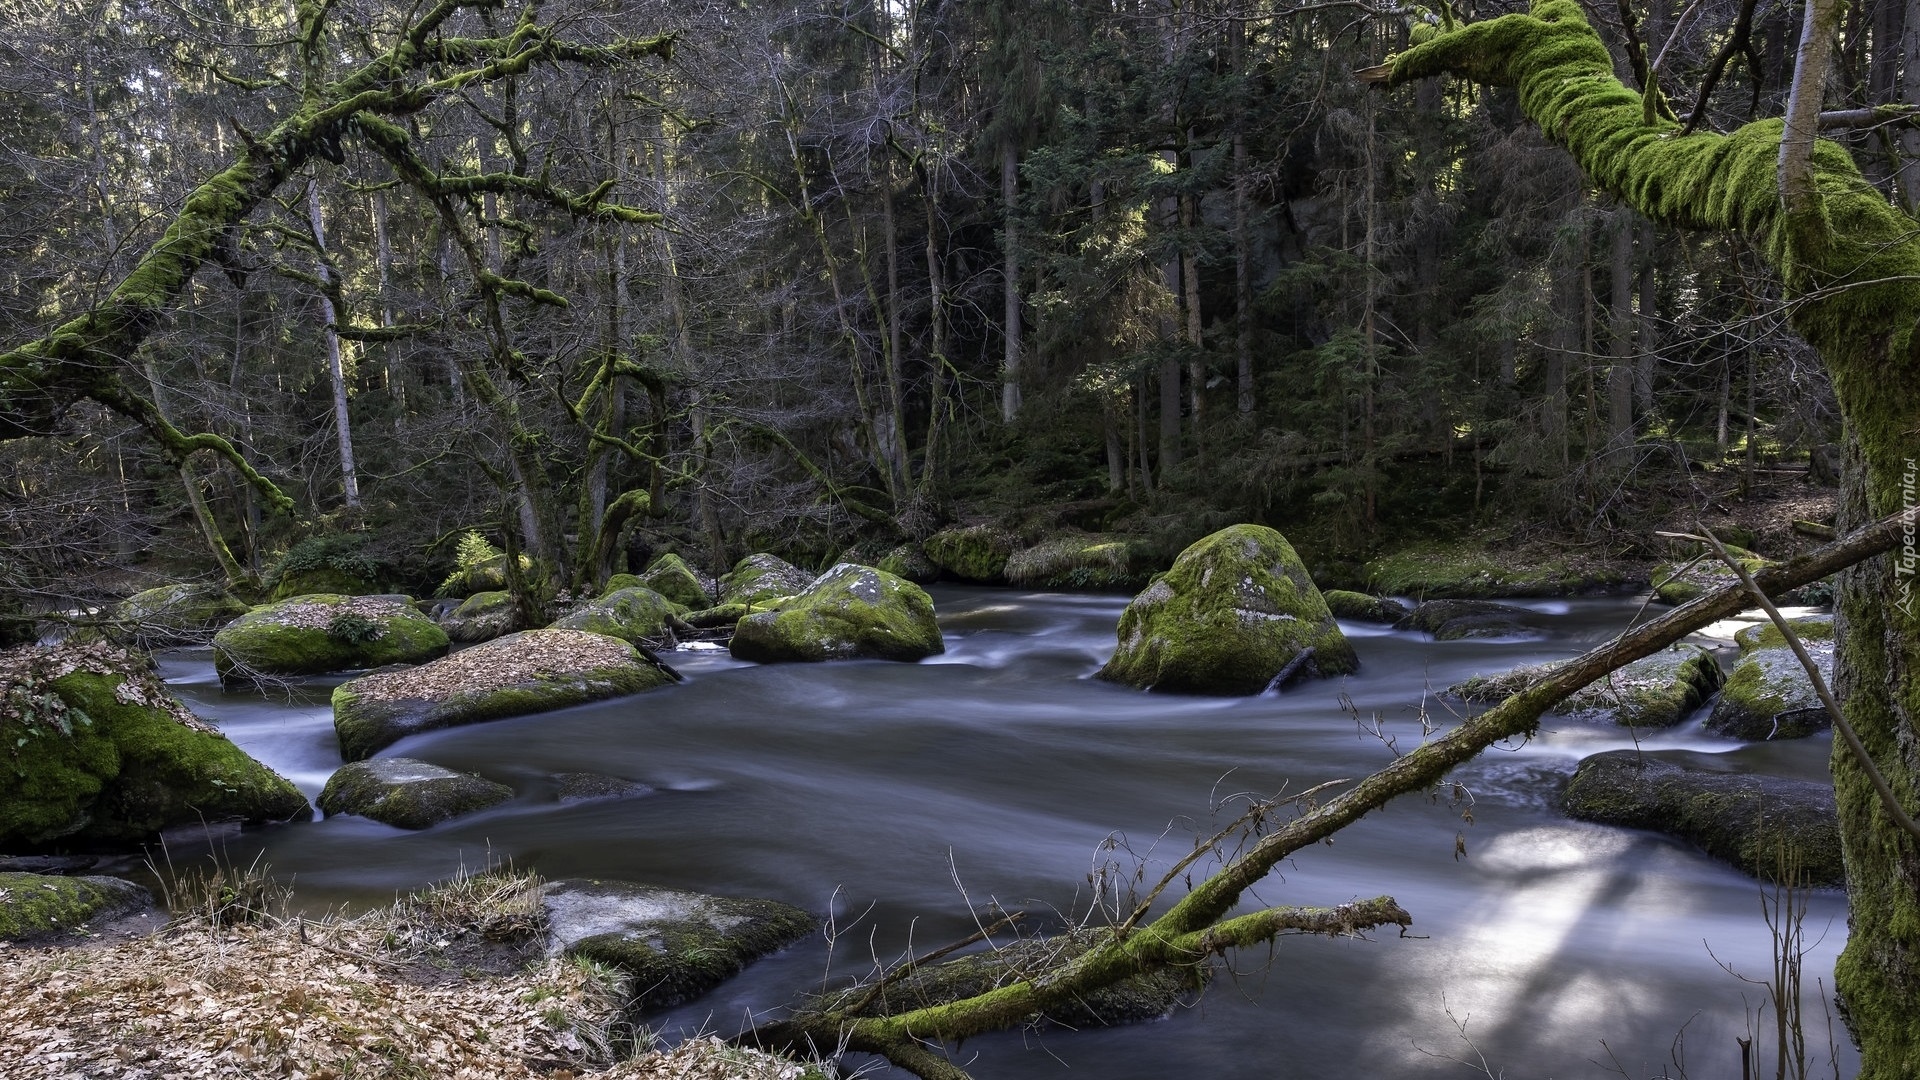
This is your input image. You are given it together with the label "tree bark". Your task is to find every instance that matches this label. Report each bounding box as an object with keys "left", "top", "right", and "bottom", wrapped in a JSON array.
[
  {"left": 1001, "top": 139, "right": 1023, "bottom": 422},
  {"left": 306, "top": 178, "right": 361, "bottom": 509}
]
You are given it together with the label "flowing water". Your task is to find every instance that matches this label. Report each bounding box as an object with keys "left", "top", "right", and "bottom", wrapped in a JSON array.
[{"left": 138, "top": 589, "right": 1856, "bottom": 1079}]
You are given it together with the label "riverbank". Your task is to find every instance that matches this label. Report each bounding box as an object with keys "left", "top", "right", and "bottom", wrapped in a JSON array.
[{"left": 0, "top": 868, "right": 817, "bottom": 1080}]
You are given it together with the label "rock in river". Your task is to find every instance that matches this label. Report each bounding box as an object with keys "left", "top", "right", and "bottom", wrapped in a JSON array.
[
  {"left": 317, "top": 758, "right": 513, "bottom": 830},
  {"left": 1560, "top": 750, "right": 1842, "bottom": 885},
  {"left": 213, "top": 594, "right": 449, "bottom": 682},
  {"left": 1097, "top": 524, "right": 1356, "bottom": 694},
  {"left": 1707, "top": 616, "right": 1835, "bottom": 740},
  {"left": 331, "top": 628, "right": 678, "bottom": 761},
  {"left": 718, "top": 553, "right": 815, "bottom": 607},
  {"left": 729, "top": 563, "right": 944, "bottom": 663},
  {"left": 543, "top": 879, "right": 815, "bottom": 1012},
  {"left": 1, "top": 642, "right": 310, "bottom": 850},
  {"left": 552, "top": 586, "right": 691, "bottom": 648},
  {"left": 1452, "top": 644, "right": 1723, "bottom": 728}
]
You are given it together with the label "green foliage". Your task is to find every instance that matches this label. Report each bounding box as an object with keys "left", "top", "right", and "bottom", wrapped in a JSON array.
[
  {"left": 275, "top": 534, "right": 380, "bottom": 584},
  {"left": 326, "top": 612, "right": 384, "bottom": 644}
]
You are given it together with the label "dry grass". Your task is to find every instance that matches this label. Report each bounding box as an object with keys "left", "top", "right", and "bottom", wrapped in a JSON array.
[{"left": 0, "top": 867, "right": 816, "bottom": 1080}]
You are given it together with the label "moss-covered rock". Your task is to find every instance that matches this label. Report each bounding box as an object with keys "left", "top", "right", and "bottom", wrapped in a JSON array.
[
  {"left": 1, "top": 642, "right": 310, "bottom": 850},
  {"left": 875, "top": 543, "right": 940, "bottom": 584},
  {"left": 552, "top": 587, "right": 690, "bottom": 648},
  {"left": 1097, "top": 524, "right": 1357, "bottom": 694},
  {"left": 543, "top": 879, "right": 815, "bottom": 1012},
  {"left": 1733, "top": 615, "right": 1836, "bottom": 653},
  {"left": 729, "top": 564, "right": 944, "bottom": 663},
  {"left": 637, "top": 553, "right": 714, "bottom": 609},
  {"left": 331, "top": 629, "right": 678, "bottom": 761},
  {"left": 1322, "top": 589, "right": 1411, "bottom": 624},
  {"left": 267, "top": 534, "right": 386, "bottom": 601},
  {"left": 213, "top": 594, "right": 450, "bottom": 682},
  {"left": 1560, "top": 750, "right": 1842, "bottom": 885},
  {"left": 317, "top": 758, "right": 513, "bottom": 830},
  {"left": 1396, "top": 599, "right": 1533, "bottom": 641},
  {"left": 922, "top": 525, "right": 1017, "bottom": 583},
  {"left": 718, "top": 554, "right": 815, "bottom": 607},
  {"left": 832, "top": 928, "right": 1203, "bottom": 1029},
  {"left": 1362, "top": 544, "right": 1624, "bottom": 599},
  {"left": 113, "top": 583, "right": 250, "bottom": 647},
  {"left": 438, "top": 590, "right": 517, "bottom": 644},
  {"left": 1003, "top": 534, "right": 1149, "bottom": 590},
  {"left": 0, "top": 872, "right": 153, "bottom": 943},
  {"left": 1707, "top": 641, "right": 1834, "bottom": 740},
  {"left": 1452, "top": 645, "right": 1724, "bottom": 727}
]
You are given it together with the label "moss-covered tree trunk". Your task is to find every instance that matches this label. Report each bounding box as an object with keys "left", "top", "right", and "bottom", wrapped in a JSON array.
[{"left": 1366, "top": 4, "right": 1920, "bottom": 1072}]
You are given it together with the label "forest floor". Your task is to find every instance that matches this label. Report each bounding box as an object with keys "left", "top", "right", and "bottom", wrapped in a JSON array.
[{"left": 0, "top": 870, "right": 817, "bottom": 1080}]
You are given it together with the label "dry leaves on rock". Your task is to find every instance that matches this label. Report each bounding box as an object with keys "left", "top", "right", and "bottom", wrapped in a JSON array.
[{"left": 345, "top": 629, "right": 640, "bottom": 704}]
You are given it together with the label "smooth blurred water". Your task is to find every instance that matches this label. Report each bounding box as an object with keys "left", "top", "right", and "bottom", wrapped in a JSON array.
[{"left": 137, "top": 589, "right": 1857, "bottom": 1079}]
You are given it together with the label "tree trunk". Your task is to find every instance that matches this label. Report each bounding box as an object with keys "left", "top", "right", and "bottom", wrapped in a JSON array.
[
  {"left": 305, "top": 178, "right": 361, "bottom": 509},
  {"left": 1606, "top": 205, "right": 1635, "bottom": 449},
  {"left": 1369, "top": 11, "right": 1920, "bottom": 1071},
  {"left": 1231, "top": 17, "right": 1254, "bottom": 416},
  {"left": 1001, "top": 140, "right": 1023, "bottom": 422}
]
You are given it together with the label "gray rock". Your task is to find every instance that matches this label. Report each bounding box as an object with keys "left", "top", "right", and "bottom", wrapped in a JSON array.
[
  {"left": 317, "top": 757, "right": 512, "bottom": 829},
  {"left": 542, "top": 879, "right": 815, "bottom": 1011},
  {"left": 1560, "top": 750, "right": 1842, "bottom": 885},
  {"left": 554, "top": 772, "right": 653, "bottom": 804},
  {"left": 1708, "top": 642, "right": 1834, "bottom": 741}
]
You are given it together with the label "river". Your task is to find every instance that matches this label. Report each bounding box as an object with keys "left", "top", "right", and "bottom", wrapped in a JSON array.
[{"left": 140, "top": 587, "right": 1856, "bottom": 1078}]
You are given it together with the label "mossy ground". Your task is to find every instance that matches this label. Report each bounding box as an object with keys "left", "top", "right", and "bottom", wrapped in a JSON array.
[
  {"left": 1099, "top": 524, "right": 1357, "bottom": 694},
  {"left": 1362, "top": 543, "right": 1624, "bottom": 599}
]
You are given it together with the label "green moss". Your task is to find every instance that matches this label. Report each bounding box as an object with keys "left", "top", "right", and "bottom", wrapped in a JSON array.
[
  {"left": 1003, "top": 534, "right": 1150, "bottom": 590},
  {"left": 729, "top": 564, "right": 944, "bottom": 663},
  {"left": 1322, "top": 590, "right": 1410, "bottom": 624},
  {"left": 316, "top": 758, "right": 512, "bottom": 830},
  {"left": 1734, "top": 615, "right": 1835, "bottom": 653},
  {"left": 1560, "top": 751, "right": 1842, "bottom": 885},
  {"left": 718, "top": 554, "right": 815, "bottom": 606},
  {"left": 213, "top": 595, "right": 450, "bottom": 681},
  {"left": 553, "top": 587, "right": 687, "bottom": 647},
  {"left": 922, "top": 525, "right": 1018, "bottom": 583},
  {"left": 2, "top": 653, "right": 308, "bottom": 849},
  {"left": 1362, "top": 544, "right": 1616, "bottom": 599},
  {"left": 0, "top": 872, "right": 151, "bottom": 942},
  {"left": 1098, "top": 524, "right": 1357, "bottom": 694},
  {"left": 438, "top": 552, "right": 537, "bottom": 600},
  {"left": 1707, "top": 643, "right": 1831, "bottom": 740},
  {"left": 637, "top": 553, "right": 713, "bottom": 609}
]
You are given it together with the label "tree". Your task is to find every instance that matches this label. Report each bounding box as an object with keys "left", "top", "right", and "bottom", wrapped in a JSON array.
[{"left": 1359, "top": 2, "right": 1920, "bottom": 1073}]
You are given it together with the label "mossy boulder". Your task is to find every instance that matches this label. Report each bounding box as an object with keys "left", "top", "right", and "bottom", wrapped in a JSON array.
[
  {"left": 1003, "top": 534, "right": 1148, "bottom": 590},
  {"left": 1097, "top": 524, "right": 1357, "bottom": 694},
  {"left": 438, "top": 590, "right": 518, "bottom": 644},
  {"left": 637, "top": 553, "right": 714, "bottom": 609},
  {"left": 922, "top": 525, "right": 1017, "bottom": 583},
  {"left": 270, "top": 566, "right": 384, "bottom": 602},
  {"left": 1, "top": 642, "right": 310, "bottom": 850},
  {"left": 729, "top": 564, "right": 944, "bottom": 663},
  {"left": 1322, "top": 589, "right": 1411, "bottom": 624},
  {"left": 832, "top": 929, "right": 1203, "bottom": 1029},
  {"left": 718, "top": 554, "right": 815, "bottom": 607},
  {"left": 331, "top": 629, "right": 678, "bottom": 761},
  {"left": 543, "top": 879, "right": 815, "bottom": 1012},
  {"left": 1362, "top": 544, "right": 1622, "bottom": 599},
  {"left": 1396, "top": 599, "right": 1533, "bottom": 641},
  {"left": 1560, "top": 750, "right": 1842, "bottom": 885},
  {"left": 1708, "top": 640, "right": 1834, "bottom": 741},
  {"left": 438, "top": 552, "right": 537, "bottom": 600},
  {"left": 552, "top": 587, "right": 690, "bottom": 648},
  {"left": 0, "top": 872, "right": 153, "bottom": 943},
  {"left": 1452, "top": 645, "right": 1724, "bottom": 727},
  {"left": 213, "top": 594, "right": 450, "bottom": 682},
  {"left": 1733, "top": 615, "right": 1836, "bottom": 653},
  {"left": 113, "top": 583, "right": 250, "bottom": 646},
  {"left": 317, "top": 757, "right": 513, "bottom": 830},
  {"left": 875, "top": 543, "right": 940, "bottom": 584}
]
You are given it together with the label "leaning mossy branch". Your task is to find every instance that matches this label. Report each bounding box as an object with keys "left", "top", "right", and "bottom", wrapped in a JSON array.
[{"left": 746, "top": 509, "right": 1912, "bottom": 1079}]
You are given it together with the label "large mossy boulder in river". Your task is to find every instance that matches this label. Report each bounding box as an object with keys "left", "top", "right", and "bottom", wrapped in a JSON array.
[
  {"left": 637, "top": 553, "right": 714, "bottom": 609},
  {"left": 1707, "top": 616, "right": 1835, "bottom": 740},
  {"left": 1097, "top": 524, "right": 1357, "bottom": 694},
  {"left": 552, "top": 587, "right": 691, "bottom": 648},
  {"left": 1560, "top": 750, "right": 1842, "bottom": 885},
  {"left": 1, "top": 642, "right": 310, "bottom": 850},
  {"left": 317, "top": 757, "right": 513, "bottom": 830},
  {"left": 729, "top": 563, "right": 943, "bottom": 663},
  {"left": 213, "top": 594, "right": 450, "bottom": 682},
  {"left": 718, "top": 553, "right": 816, "bottom": 607},
  {"left": 332, "top": 628, "right": 679, "bottom": 760},
  {"left": 543, "top": 878, "right": 815, "bottom": 1012},
  {"left": 113, "top": 583, "right": 250, "bottom": 646}
]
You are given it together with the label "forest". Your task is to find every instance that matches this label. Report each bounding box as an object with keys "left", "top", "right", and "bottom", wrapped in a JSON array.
[{"left": 2, "top": 0, "right": 1919, "bottom": 1077}]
